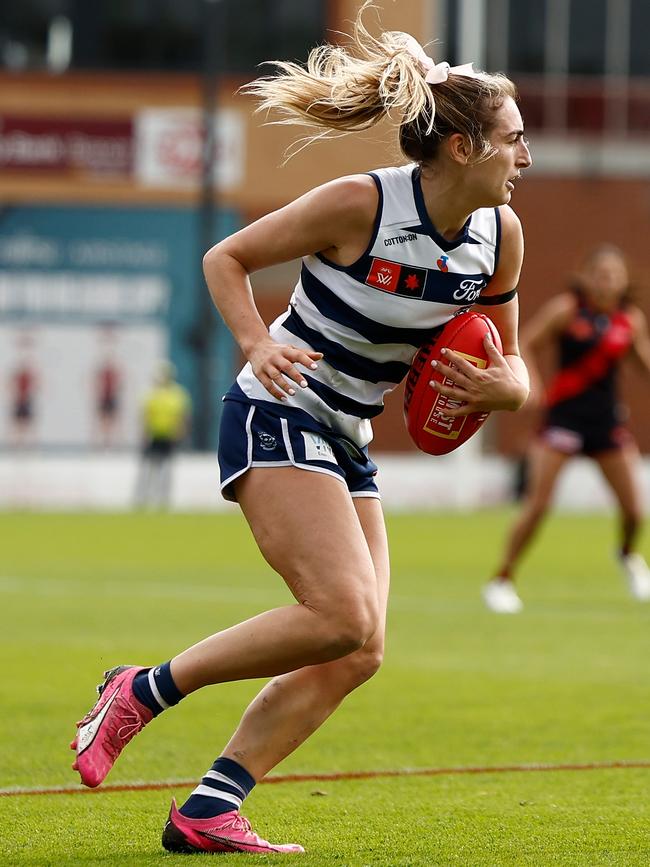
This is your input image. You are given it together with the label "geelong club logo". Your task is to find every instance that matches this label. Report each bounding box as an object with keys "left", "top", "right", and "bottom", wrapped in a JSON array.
[{"left": 257, "top": 431, "right": 277, "bottom": 451}]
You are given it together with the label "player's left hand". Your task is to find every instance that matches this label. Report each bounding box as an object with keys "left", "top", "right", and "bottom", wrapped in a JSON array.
[{"left": 429, "top": 333, "right": 529, "bottom": 416}]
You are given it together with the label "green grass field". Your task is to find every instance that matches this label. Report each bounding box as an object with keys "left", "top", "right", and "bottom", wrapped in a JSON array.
[{"left": 1, "top": 509, "right": 649, "bottom": 866}]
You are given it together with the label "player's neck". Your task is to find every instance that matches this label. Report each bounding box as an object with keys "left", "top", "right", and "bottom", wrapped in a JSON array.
[{"left": 418, "top": 168, "right": 473, "bottom": 241}]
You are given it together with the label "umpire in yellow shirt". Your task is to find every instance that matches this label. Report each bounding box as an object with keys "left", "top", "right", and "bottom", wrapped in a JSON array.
[{"left": 134, "top": 361, "right": 192, "bottom": 508}]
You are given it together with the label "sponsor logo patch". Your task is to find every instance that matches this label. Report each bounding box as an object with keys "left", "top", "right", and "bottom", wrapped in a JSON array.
[
  {"left": 453, "top": 278, "right": 486, "bottom": 303},
  {"left": 384, "top": 232, "right": 417, "bottom": 246},
  {"left": 366, "top": 258, "right": 427, "bottom": 298},
  {"left": 301, "top": 431, "right": 337, "bottom": 464}
]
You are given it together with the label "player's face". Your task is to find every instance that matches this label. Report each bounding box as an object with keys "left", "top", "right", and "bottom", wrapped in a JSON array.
[
  {"left": 473, "top": 97, "right": 532, "bottom": 206},
  {"left": 583, "top": 252, "right": 628, "bottom": 308}
]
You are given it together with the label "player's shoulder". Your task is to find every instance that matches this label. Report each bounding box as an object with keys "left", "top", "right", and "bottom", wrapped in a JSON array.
[
  {"left": 623, "top": 302, "right": 647, "bottom": 330},
  {"left": 314, "top": 173, "right": 379, "bottom": 208},
  {"left": 302, "top": 173, "right": 380, "bottom": 230},
  {"left": 496, "top": 204, "right": 523, "bottom": 238}
]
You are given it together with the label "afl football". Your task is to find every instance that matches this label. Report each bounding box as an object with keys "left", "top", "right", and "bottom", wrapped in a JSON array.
[{"left": 404, "top": 312, "right": 503, "bottom": 455}]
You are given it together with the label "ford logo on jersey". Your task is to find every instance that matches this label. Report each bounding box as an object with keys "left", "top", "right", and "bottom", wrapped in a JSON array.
[
  {"left": 365, "top": 258, "right": 427, "bottom": 298},
  {"left": 453, "top": 279, "right": 486, "bottom": 303}
]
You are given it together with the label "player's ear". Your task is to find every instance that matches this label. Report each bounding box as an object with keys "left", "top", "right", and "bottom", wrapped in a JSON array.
[{"left": 446, "top": 133, "right": 472, "bottom": 165}]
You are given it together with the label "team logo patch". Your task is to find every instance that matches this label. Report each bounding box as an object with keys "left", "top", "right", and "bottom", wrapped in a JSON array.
[
  {"left": 301, "top": 431, "right": 337, "bottom": 464},
  {"left": 366, "top": 258, "right": 427, "bottom": 298},
  {"left": 543, "top": 427, "right": 583, "bottom": 454},
  {"left": 257, "top": 431, "right": 277, "bottom": 451},
  {"left": 437, "top": 255, "right": 449, "bottom": 272}
]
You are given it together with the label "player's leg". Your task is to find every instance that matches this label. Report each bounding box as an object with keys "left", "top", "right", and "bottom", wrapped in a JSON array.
[
  {"left": 170, "top": 467, "right": 380, "bottom": 690},
  {"left": 72, "top": 466, "right": 380, "bottom": 789},
  {"left": 133, "top": 448, "right": 153, "bottom": 508},
  {"left": 162, "top": 496, "right": 389, "bottom": 853},
  {"left": 150, "top": 452, "right": 167, "bottom": 509},
  {"left": 216, "top": 495, "right": 388, "bottom": 779},
  {"left": 484, "top": 441, "right": 571, "bottom": 612},
  {"left": 595, "top": 443, "right": 650, "bottom": 600},
  {"left": 157, "top": 450, "right": 173, "bottom": 508}
]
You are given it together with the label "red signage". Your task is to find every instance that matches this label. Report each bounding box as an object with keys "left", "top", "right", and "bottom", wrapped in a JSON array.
[{"left": 0, "top": 116, "right": 133, "bottom": 175}]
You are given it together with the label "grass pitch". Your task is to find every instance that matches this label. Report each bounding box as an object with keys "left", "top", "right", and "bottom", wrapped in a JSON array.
[{"left": 1, "top": 509, "right": 649, "bottom": 865}]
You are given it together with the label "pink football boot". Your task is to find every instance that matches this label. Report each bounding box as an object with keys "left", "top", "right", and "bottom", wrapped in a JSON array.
[
  {"left": 70, "top": 665, "right": 153, "bottom": 788},
  {"left": 162, "top": 799, "right": 305, "bottom": 854}
]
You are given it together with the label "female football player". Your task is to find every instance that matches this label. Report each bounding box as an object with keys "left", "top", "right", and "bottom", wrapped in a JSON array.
[
  {"left": 71, "top": 2, "right": 531, "bottom": 853},
  {"left": 485, "top": 244, "right": 650, "bottom": 613}
]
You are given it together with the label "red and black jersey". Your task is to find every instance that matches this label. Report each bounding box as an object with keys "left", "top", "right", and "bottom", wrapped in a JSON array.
[
  {"left": 545, "top": 293, "right": 634, "bottom": 428},
  {"left": 13, "top": 367, "right": 36, "bottom": 403}
]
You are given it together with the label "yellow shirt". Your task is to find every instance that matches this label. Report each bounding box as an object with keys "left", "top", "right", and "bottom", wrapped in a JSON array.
[{"left": 143, "top": 383, "right": 191, "bottom": 440}]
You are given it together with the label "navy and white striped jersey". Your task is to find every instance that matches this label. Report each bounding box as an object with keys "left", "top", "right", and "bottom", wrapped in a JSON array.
[{"left": 229, "top": 163, "right": 502, "bottom": 447}]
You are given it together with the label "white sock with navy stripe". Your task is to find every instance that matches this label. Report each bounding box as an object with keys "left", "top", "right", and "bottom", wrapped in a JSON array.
[{"left": 179, "top": 756, "right": 256, "bottom": 819}]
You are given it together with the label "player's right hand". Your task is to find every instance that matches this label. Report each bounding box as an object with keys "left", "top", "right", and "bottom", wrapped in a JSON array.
[{"left": 248, "top": 338, "right": 323, "bottom": 401}]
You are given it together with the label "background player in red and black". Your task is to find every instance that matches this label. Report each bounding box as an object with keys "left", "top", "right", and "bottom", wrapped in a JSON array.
[
  {"left": 94, "top": 358, "right": 122, "bottom": 448},
  {"left": 10, "top": 362, "right": 38, "bottom": 447},
  {"left": 485, "top": 244, "right": 650, "bottom": 612}
]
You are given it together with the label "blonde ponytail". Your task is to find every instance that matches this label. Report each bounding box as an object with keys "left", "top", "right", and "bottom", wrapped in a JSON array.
[
  {"left": 243, "top": 1, "right": 518, "bottom": 164},
  {"left": 242, "top": 2, "right": 434, "bottom": 133}
]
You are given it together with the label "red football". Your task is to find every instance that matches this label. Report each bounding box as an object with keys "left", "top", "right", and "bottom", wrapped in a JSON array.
[{"left": 403, "top": 312, "right": 503, "bottom": 455}]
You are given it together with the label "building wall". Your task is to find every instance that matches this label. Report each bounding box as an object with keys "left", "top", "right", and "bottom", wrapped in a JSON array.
[
  {"left": 2, "top": 0, "right": 650, "bottom": 454},
  {"left": 499, "top": 176, "right": 650, "bottom": 456}
]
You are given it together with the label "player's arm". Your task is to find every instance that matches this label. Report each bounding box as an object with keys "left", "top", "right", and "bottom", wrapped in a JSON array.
[
  {"left": 517, "top": 292, "right": 576, "bottom": 403},
  {"left": 433, "top": 206, "right": 530, "bottom": 414},
  {"left": 202, "top": 175, "right": 379, "bottom": 401},
  {"left": 627, "top": 305, "right": 650, "bottom": 377}
]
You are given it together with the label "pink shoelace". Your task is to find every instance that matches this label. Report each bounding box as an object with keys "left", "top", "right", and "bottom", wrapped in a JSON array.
[
  {"left": 219, "top": 813, "right": 253, "bottom": 834},
  {"left": 105, "top": 696, "right": 148, "bottom": 756}
]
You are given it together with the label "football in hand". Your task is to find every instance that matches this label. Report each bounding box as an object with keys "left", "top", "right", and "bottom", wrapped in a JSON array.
[{"left": 404, "top": 312, "right": 503, "bottom": 455}]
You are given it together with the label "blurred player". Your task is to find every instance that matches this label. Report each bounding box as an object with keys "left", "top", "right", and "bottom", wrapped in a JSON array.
[
  {"left": 8, "top": 330, "right": 39, "bottom": 448},
  {"left": 94, "top": 356, "right": 122, "bottom": 448},
  {"left": 485, "top": 244, "right": 650, "bottom": 613},
  {"left": 71, "top": 3, "right": 531, "bottom": 854},
  {"left": 133, "top": 361, "right": 192, "bottom": 509},
  {"left": 10, "top": 359, "right": 38, "bottom": 447}
]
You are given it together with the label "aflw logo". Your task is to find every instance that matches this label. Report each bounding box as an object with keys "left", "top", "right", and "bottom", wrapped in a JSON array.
[{"left": 366, "top": 258, "right": 427, "bottom": 298}]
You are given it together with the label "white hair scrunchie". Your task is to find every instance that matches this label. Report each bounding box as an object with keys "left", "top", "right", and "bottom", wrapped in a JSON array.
[{"left": 401, "top": 34, "right": 481, "bottom": 84}]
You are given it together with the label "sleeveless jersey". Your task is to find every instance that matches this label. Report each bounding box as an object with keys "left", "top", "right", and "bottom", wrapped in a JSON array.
[
  {"left": 229, "top": 163, "right": 502, "bottom": 446},
  {"left": 545, "top": 293, "right": 634, "bottom": 424}
]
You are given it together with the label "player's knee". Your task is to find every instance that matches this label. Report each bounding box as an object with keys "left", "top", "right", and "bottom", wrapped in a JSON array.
[
  {"left": 323, "top": 593, "right": 379, "bottom": 656},
  {"left": 327, "top": 616, "right": 375, "bottom": 656},
  {"left": 346, "top": 644, "right": 384, "bottom": 686}
]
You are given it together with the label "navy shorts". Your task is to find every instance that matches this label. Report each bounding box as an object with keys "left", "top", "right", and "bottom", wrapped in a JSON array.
[{"left": 218, "top": 398, "right": 380, "bottom": 503}]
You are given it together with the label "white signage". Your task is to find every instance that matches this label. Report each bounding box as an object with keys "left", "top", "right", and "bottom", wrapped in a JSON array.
[
  {"left": 0, "top": 323, "right": 165, "bottom": 449},
  {"left": 135, "top": 107, "right": 244, "bottom": 190}
]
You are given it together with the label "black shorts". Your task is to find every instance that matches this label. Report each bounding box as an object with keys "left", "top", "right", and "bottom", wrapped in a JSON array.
[
  {"left": 13, "top": 401, "right": 32, "bottom": 421},
  {"left": 98, "top": 397, "right": 118, "bottom": 417},
  {"left": 540, "top": 412, "right": 633, "bottom": 456},
  {"left": 218, "top": 397, "right": 380, "bottom": 503},
  {"left": 145, "top": 438, "right": 175, "bottom": 457}
]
